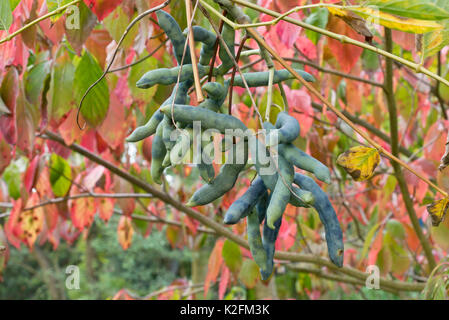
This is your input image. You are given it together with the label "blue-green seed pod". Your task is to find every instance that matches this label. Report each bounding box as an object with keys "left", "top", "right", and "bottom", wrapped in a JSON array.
[
  {"left": 216, "top": 23, "right": 235, "bottom": 76},
  {"left": 126, "top": 80, "right": 192, "bottom": 142},
  {"left": 136, "top": 64, "right": 209, "bottom": 89},
  {"left": 247, "top": 208, "right": 270, "bottom": 279},
  {"left": 160, "top": 104, "right": 248, "bottom": 134},
  {"left": 293, "top": 173, "right": 344, "bottom": 267},
  {"left": 266, "top": 112, "right": 300, "bottom": 146},
  {"left": 223, "top": 176, "right": 266, "bottom": 224},
  {"left": 261, "top": 196, "right": 281, "bottom": 280},
  {"left": 156, "top": 10, "right": 191, "bottom": 65},
  {"left": 184, "top": 26, "right": 217, "bottom": 66},
  {"left": 186, "top": 141, "right": 248, "bottom": 206},
  {"left": 256, "top": 190, "right": 269, "bottom": 224},
  {"left": 151, "top": 121, "right": 167, "bottom": 185},
  {"left": 266, "top": 155, "right": 294, "bottom": 229},
  {"left": 228, "top": 69, "right": 315, "bottom": 88},
  {"left": 162, "top": 115, "right": 176, "bottom": 151},
  {"left": 279, "top": 143, "right": 331, "bottom": 184}
]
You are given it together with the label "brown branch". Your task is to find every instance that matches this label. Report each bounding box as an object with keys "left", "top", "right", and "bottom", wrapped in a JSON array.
[
  {"left": 42, "top": 130, "right": 425, "bottom": 293},
  {"left": 384, "top": 28, "right": 437, "bottom": 272}
]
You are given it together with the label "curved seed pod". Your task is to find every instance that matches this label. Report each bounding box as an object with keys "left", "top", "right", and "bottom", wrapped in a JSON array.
[
  {"left": 160, "top": 104, "right": 248, "bottom": 133},
  {"left": 162, "top": 151, "right": 171, "bottom": 167},
  {"left": 293, "top": 173, "right": 344, "bottom": 267},
  {"left": 223, "top": 176, "right": 266, "bottom": 224},
  {"left": 279, "top": 143, "right": 331, "bottom": 184},
  {"left": 203, "top": 82, "right": 227, "bottom": 102},
  {"left": 256, "top": 190, "right": 269, "bottom": 224},
  {"left": 228, "top": 69, "right": 315, "bottom": 88},
  {"left": 198, "top": 99, "right": 221, "bottom": 112},
  {"left": 162, "top": 116, "right": 176, "bottom": 151},
  {"left": 247, "top": 132, "right": 314, "bottom": 207},
  {"left": 198, "top": 152, "right": 215, "bottom": 183},
  {"left": 126, "top": 80, "right": 192, "bottom": 142},
  {"left": 266, "top": 112, "right": 300, "bottom": 146},
  {"left": 151, "top": 121, "right": 167, "bottom": 185},
  {"left": 216, "top": 23, "right": 235, "bottom": 76},
  {"left": 266, "top": 155, "right": 294, "bottom": 229},
  {"left": 186, "top": 141, "right": 248, "bottom": 206},
  {"left": 184, "top": 26, "right": 217, "bottom": 66},
  {"left": 261, "top": 195, "right": 281, "bottom": 280},
  {"left": 156, "top": 10, "right": 191, "bottom": 65},
  {"left": 136, "top": 64, "right": 209, "bottom": 89},
  {"left": 126, "top": 109, "right": 164, "bottom": 142},
  {"left": 170, "top": 128, "right": 193, "bottom": 164},
  {"left": 247, "top": 208, "right": 270, "bottom": 279}
]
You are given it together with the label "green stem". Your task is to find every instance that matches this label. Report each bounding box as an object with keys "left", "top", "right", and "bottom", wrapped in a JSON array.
[
  {"left": 230, "top": 0, "right": 449, "bottom": 89},
  {"left": 0, "top": 0, "right": 82, "bottom": 45},
  {"left": 384, "top": 28, "right": 437, "bottom": 273}
]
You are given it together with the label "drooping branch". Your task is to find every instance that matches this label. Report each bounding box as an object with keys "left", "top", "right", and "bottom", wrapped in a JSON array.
[{"left": 41, "top": 130, "right": 425, "bottom": 293}]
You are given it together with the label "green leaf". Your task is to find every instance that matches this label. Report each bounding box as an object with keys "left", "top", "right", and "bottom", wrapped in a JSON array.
[
  {"left": 48, "top": 48, "right": 76, "bottom": 122},
  {"left": 103, "top": 6, "right": 138, "bottom": 50},
  {"left": 359, "top": 223, "right": 380, "bottom": 263},
  {"left": 9, "top": 0, "right": 20, "bottom": 11},
  {"left": 2, "top": 161, "right": 22, "bottom": 200},
  {"left": 25, "top": 61, "right": 51, "bottom": 106},
  {"left": 364, "top": 0, "right": 449, "bottom": 20},
  {"left": 49, "top": 153, "right": 72, "bottom": 197},
  {"left": 238, "top": 259, "right": 259, "bottom": 289},
  {"left": 74, "top": 51, "right": 110, "bottom": 127},
  {"left": 0, "top": 0, "right": 13, "bottom": 31},
  {"left": 222, "top": 239, "right": 242, "bottom": 274},
  {"left": 128, "top": 55, "right": 158, "bottom": 103},
  {"left": 305, "top": 8, "right": 329, "bottom": 44}
]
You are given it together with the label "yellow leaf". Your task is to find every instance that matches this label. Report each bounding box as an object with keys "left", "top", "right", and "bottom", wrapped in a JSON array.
[
  {"left": 337, "top": 146, "right": 380, "bottom": 181},
  {"left": 352, "top": 7, "right": 443, "bottom": 33},
  {"left": 427, "top": 198, "right": 449, "bottom": 227},
  {"left": 329, "top": 7, "right": 443, "bottom": 34}
]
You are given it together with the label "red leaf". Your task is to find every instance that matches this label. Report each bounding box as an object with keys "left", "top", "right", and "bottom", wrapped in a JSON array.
[
  {"left": 4, "top": 199, "right": 23, "bottom": 249},
  {"left": 58, "top": 109, "right": 83, "bottom": 145},
  {"left": 284, "top": 86, "right": 314, "bottom": 137},
  {"left": 98, "top": 92, "right": 128, "bottom": 150},
  {"left": 83, "top": 0, "right": 124, "bottom": 21},
  {"left": 0, "top": 132, "right": 13, "bottom": 175},
  {"left": 218, "top": 265, "right": 230, "bottom": 300},
  {"left": 16, "top": 192, "right": 45, "bottom": 249},
  {"left": 326, "top": 15, "right": 363, "bottom": 73},
  {"left": 24, "top": 155, "right": 40, "bottom": 193},
  {"left": 117, "top": 215, "right": 133, "bottom": 250},
  {"left": 204, "top": 239, "right": 224, "bottom": 297},
  {"left": 95, "top": 187, "right": 115, "bottom": 222},
  {"left": 69, "top": 186, "right": 97, "bottom": 231},
  {"left": 85, "top": 30, "right": 113, "bottom": 69},
  {"left": 83, "top": 166, "right": 105, "bottom": 191},
  {"left": 113, "top": 176, "right": 135, "bottom": 216}
]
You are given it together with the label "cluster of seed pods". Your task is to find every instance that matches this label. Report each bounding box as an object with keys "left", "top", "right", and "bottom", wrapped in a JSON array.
[{"left": 127, "top": 10, "right": 344, "bottom": 280}]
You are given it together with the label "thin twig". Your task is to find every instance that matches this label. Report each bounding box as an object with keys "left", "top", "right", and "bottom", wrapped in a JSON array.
[{"left": 185, "top": 0, "right": 204, "bottom": 102}]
